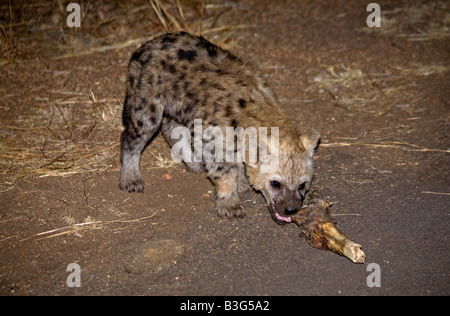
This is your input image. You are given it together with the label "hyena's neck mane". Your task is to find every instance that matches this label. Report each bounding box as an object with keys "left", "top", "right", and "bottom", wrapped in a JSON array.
[{"left": 223, "top": 58, "right": 307, "bottom": 154}]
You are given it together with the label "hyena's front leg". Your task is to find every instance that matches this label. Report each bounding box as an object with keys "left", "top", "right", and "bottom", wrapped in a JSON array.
[{"left": 208, "top": 165, "right": 245, "bottom": 219}]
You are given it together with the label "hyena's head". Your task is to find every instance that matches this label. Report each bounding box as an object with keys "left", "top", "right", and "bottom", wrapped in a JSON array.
[{"left": 246, "top": 132, "right": 320, "bottom": 225}]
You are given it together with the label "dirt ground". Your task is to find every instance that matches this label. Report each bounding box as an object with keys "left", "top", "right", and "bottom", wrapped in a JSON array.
[{"left": 0, "top": 0, "right": 449, "bottom": 296}]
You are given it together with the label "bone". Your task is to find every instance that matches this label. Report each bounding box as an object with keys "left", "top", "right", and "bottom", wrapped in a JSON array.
[{"left": 292, "top": 197, "right": 365, "bottom": 263}]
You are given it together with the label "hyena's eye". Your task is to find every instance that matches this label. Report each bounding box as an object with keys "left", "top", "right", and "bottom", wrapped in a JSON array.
[
  {"left": 271, "top": 181, "right": 281, "bottom": 189},
  {"left": 298, "top": 183, "right": 306, "bottom": 191}
]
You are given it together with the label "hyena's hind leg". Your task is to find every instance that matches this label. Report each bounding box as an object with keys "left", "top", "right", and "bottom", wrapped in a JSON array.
[{"left": 120, "top": 93, "right": 163, "bottom": 192}]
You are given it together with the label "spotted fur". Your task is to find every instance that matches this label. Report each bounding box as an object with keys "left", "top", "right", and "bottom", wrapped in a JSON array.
[{"left": 120, "top": 32, "right": 320, "bottom": 222}]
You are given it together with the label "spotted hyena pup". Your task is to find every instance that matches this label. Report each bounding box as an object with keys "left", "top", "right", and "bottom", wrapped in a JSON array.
[{"left": 120, "top": 32, "right": 320, "bottom": 224}]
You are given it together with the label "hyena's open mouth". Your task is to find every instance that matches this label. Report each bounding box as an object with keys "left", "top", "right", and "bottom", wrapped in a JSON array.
[{"left": 269, "top": 204, "right": 292, "bottom": 225}]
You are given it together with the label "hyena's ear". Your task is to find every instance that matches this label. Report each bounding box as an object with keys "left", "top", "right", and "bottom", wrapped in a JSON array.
[{"left": 301, "top": 132, "right": 320, "bottom": 158}]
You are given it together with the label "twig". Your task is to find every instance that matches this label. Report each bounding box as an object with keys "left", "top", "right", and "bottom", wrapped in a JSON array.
[
  {"left": 421, "top": 191, "right": 450, "bottom": 196},
  {"left": 0, "top": 216, "right": 23, "bottom": 224},
  {"left": 54, "top": 104, "right": 73, "bottom": 139},
  {"left": 52, "top": 36, "right": 156, "bottom": 60},
  {"left": 157, "top": 0, "right": 182, "bottom": 31},
  {"left": 200, "top": 24, "right": 250, "bottom": 35},
  {"left": 70, "top": 142, "right": 119, "bottom": 161},
  {"left": 18, "top": 211, "right": 159, "bottom": 242},
  {"left": 321, "top": 140, "right": 450, "bottom": 153},
  {"left": 149, "top": 0, "right": 168, "bottom": 32},
  {"left": 8, "top": 0, "right": 12, "bottom": 48},
  {"left": 198, "top": 0, "right": 206, "bottom": 35}
]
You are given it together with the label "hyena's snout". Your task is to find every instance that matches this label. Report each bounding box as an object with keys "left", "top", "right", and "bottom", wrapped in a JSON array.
[
  {"left": 269, "top": 187, "right": 305, "bottom": 225},
  {"left": 280, "top": 193, "right": 303, "bottom": 216},
  {"left": 283, "top": 205, "right": 299, "bottom": 216}
]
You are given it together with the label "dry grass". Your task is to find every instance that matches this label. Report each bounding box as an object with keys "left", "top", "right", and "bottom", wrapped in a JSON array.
[
  {"left": 321, "top": 139, "right": 450, "bottom": 154},
  {"left": 4, "top": 0, "right": 246, "bottom": 61},
  {"left": 397, "top": 63, "right": 449, "bottom": 77},
  {"left": 336, "top": 1, "right": 450, "bottom": 114},
  {"left": 1, "top": 1, "right": 448, "bottom": 195},
  {"left": 307, "top": 60, "right": 448, "bottom": 115},
  {"left": 363, "top": 1, "right": 450, "bottom": 41},
  {"left": 151, "top": 153, "right": 180, "bottom": 169},
  {"left": 0, "top": 0, "right": 14, "bottom": 60},
  {"left": 0, "top": 91, "right": 122, "bottom": 193},
  {"left": 0, "top": 0, "right": 248, "bottom": 193},
  {"left": 5, "top": 210, "right": 159, "bottom": 242}
]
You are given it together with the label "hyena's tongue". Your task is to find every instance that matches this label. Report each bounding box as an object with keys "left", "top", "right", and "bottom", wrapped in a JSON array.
[{"left": 275, "top": 212, "right": 291, "bottom": 223}]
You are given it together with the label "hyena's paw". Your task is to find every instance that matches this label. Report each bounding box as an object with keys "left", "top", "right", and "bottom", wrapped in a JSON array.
[
  {"left": 216, "top": 198, "right": 246, "bottom": 219},
  {"left": 120, "top": 175, "right": 145, "bottom": 193}
]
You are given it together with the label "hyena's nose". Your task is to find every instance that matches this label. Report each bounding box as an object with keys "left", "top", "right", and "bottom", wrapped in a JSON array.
[{"left": 283, "top": 206, "right": 298, "bottom": 216}]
